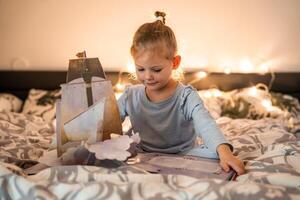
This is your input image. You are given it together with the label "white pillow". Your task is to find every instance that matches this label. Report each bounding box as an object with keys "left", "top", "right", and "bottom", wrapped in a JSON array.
[
  {"left": 22, "top": 89, "right": 60, "bottom": 121},
  {"left": 0, "top": 93, "right": 23, "bottom": 112}
]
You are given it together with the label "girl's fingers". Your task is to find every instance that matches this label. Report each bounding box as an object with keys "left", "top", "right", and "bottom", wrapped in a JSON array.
[
  {"left": 220, "top": 156, "right": 246, "bottom": 175},
  {"left": 220, "top": 161, "right": 230, "bottom": 172},
  {"left": 231, "top": 160, "right": 246, "bottom": 175}
]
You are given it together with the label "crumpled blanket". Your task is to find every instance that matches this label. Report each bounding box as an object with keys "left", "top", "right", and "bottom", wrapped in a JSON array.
[
  {"left": 1, "top": 112, "right": 300, "bottom": 199},
  {"left": 1, "top": 163, "right": 300, "bottom": 200},
  {"left": 1, "top": 87, "right": 300, "bottom": 199}
]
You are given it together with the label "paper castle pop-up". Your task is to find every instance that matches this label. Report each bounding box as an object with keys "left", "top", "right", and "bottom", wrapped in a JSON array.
[{"left": 56, "top": 52, "right": 122, "bottom": 157}]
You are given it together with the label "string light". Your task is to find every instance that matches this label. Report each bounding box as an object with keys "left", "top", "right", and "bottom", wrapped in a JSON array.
[
  {"left": 237, "top": 83, "right": 283, "bottom": 116},
  {"left": 224, "top": 67, "right": 231, "bottom": 74},
  {"left": 261, "top": 99, "right": 273, "bottom": 111},
  {"left": 126, "top": 62, "right": 136, "bottom": 73},
  {"left": 114, "top": 57, "right": 276, "bottom": 108},
  {"left": 187, "top": 71, "right": 208, "bottom": 85},
  {"left": 201, "top": 88, "right": 222, "bottom": 98},
  {"left": 239, "top": 58, "right": 254, "bottom": 73},
  {"left": 196, "top": 71, "right": 208, "bottom": 79},
  {"left": 115, "top": 83, "right": 125, "bottom": 91},
  {"left": 211, "top": 88, "right": 222, "bottom": 97},
  {"left": 113, "top": 60, "right": 136, "bottom": 96},
  {"left": 203, "top": 91, "right": 212, "bottom": 98},
  {"left": 218, "top": 59, "right": 233, "bottom": 74},
  {"left": 258, "top": 63, "right": 269, "bottom": 75},
  {"left": 247, "top": 86, "right": 258, "bottom": 96},
  {"left": 114, "top": 70, "right": 125, "bottom": 94}
]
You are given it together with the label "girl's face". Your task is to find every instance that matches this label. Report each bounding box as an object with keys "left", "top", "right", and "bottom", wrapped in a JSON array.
[{"left": 134, "top": 50, "right": 179, "bottom": 91}]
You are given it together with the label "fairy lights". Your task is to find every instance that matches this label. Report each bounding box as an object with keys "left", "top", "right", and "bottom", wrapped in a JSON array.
[
  {"left": 126, "top": 62, "right": 136, "bottom": 74},
  {"left": 114, "top": 57, "right": 275, "bottom": 106},
  {"left": 203, "top": 91, "right": 212, "bottom": 98},
  {"left": 202, "top": 88, "right": 223, "bottom": 98},
  {"left": 224, "top": 67, "right": 231, "bottom": 74},
  {"left": 239, "top": 58, "right": 254, "bottom": 73},
  {"left": 247, "top": 86, "right": 258, "bottom": 96},
  {"left": 211, "top": 89, "right": 222, "bottom": 97},
  {"left": 258, "top": 63, "right": 270, "bottom": 75},
  {"left": 113, "top": 61, "right": 136, "bottom": 97},
  {"left": 196, "top": 71, "right": 208, "bottom": 79},
  {"left": 115, "top": 83, "right": 125, "bottom": 91},
  {"left": 261, "top": 99, "right": 273, "bottom": 111}
]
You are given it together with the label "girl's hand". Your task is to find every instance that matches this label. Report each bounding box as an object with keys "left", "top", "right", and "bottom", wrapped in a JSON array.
[{"left": 217, "top": 144, "right": 245, "bottom": 175}]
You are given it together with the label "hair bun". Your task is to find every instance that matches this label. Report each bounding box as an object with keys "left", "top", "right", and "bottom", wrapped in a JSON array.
[{"left": 154, "top": 11, "right": 166, "bottom": 24}]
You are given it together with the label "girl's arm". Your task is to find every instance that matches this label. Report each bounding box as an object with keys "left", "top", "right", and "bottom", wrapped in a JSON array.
[
  {"left": 182, "top": 87, "right": 245, "bottom": 174},
  {"left": 191, "top": 102, "right": 245, "bottom": 174},
  {"left": 183, "top": 89, "right": 231, "bottom": 153},
  {"left": 117, "top": 88, "right": 129, "bottom": 122}
]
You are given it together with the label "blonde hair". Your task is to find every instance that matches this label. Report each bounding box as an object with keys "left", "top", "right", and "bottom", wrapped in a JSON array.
[
  {"left": 131, "top": 11, "right": 177, "bottom": 59},
  {"left": 130, "top": 11, "right": 184, "bottom": 80}
]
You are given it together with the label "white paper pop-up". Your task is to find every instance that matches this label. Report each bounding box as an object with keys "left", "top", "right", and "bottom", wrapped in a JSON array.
[
  {"left": 86, "top": 133, "right": 140, "bottom": 161},
  {"left": 56, "top": 52, "right": 124, "bottom": 162},
  {"left": 38, "top": 132, "right": 140, "bottom": 167}
]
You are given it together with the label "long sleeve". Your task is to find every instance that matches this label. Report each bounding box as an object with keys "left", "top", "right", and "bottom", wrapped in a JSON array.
[
  {"left": 117, "top": 88, "right": 129, "bottom": 122},
  {"left": 180, "top": 86, "right": 232, "bottom": 153}
]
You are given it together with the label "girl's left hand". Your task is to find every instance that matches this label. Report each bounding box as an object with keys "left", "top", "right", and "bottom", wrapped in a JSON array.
[{"left": 217, "top": 144, "right": 245, "bottom": 175}]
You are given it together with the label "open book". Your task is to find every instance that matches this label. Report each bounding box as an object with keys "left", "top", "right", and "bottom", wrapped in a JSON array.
[{"left": 127, "top": 153, "right": 236, "bottom": 180}]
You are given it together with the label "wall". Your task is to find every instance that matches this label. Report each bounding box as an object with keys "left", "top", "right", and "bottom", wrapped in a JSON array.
[{"left": 0, "top": 0, "right": 300, "bottom": 72}]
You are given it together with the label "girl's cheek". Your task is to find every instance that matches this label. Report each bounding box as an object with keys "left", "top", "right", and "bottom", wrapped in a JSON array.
[{"left": 136, "top": 73, "right": 143, "bottom": 81}]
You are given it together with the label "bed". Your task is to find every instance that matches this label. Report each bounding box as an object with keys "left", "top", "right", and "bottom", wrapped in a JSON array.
[{"left": 0, "top": 70, "right": 300, "bottom": 199}]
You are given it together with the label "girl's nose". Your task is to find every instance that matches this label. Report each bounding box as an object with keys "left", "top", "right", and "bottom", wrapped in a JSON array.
[{"left": 145, "top": 70, "right": 153, "bottom": 80}]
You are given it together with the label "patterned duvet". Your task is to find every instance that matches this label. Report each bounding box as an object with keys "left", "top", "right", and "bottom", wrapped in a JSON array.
[{"left": 1, "top": 89, "right": 300, "bottom": 199}]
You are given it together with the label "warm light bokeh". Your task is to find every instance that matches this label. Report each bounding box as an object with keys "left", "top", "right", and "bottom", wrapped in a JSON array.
[{"left": 1, "top": 0, "right": 299, "bottom": 71}]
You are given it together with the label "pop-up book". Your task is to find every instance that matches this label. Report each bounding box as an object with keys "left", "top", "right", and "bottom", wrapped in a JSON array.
[{"left": 56, "top": 52, "right": 124, "bottom": 163}]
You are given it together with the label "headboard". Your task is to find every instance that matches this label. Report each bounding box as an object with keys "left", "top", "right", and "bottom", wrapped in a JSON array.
[{"left": 1, "top": 71, "right": 300, "bottom": 100}]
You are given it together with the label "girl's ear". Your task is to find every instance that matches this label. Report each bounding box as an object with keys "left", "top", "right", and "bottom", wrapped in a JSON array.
[{"left": 172, "top": 55, "right": 181, "bottom": 69}]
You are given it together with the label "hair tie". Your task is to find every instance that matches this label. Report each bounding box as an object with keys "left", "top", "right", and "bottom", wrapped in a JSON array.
[
  {"left": 156, "top": 15, "right": 165, "bottom": 23},
  {"left": 155, "top": 11, "right": 166, "bottom": 24},
  {"left": 156, "top": 16, "right": 164, "bottom": 22}
]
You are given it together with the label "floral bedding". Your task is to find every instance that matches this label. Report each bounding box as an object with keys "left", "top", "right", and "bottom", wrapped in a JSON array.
[
  {"left": 22, "top": 89, "right": 60, "bottom": 122},
  {"left": 0, "top": 88, "right": 300, "bottom": 199},
  {"left": 0, "top": 93, "right": 23, "bottom": 112}
]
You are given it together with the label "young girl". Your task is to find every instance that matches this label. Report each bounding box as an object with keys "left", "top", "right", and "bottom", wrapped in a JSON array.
[{"left": 118, "top": 11, "right": 245, "bottom": 175}]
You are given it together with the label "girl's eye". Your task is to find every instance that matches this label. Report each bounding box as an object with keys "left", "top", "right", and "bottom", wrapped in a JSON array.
[
  {"left": 137, "top": 68, "right": 144, "bottom": 72},
  {"left": 152, "top": 69, "right": 162, "bottom": 73}
]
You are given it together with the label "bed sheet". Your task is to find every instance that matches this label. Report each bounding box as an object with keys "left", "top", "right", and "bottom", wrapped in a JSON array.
[
  {"left": 1, "top": 111, "right": 300, "bottom": 199},
  {"left": 1, "top": 88, "right": 300, "bottom": 199}
]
